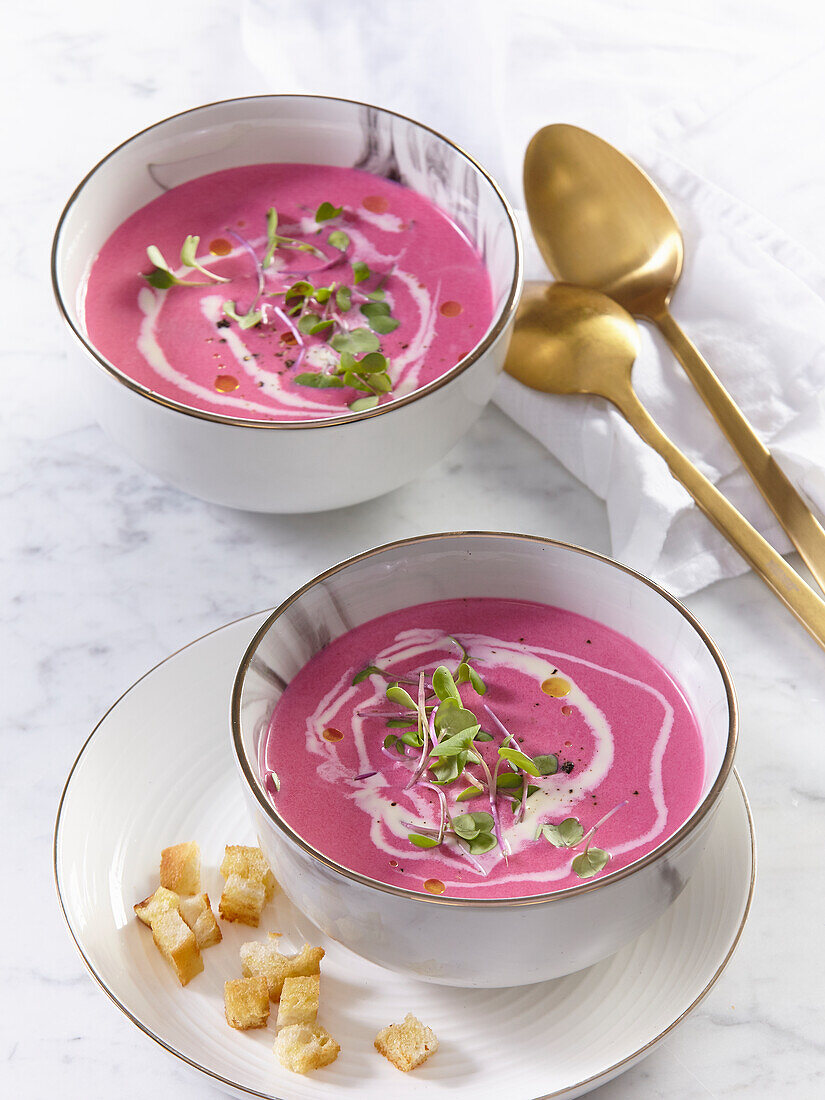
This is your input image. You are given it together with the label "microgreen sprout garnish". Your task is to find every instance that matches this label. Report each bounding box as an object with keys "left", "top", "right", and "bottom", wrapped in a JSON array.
[
  {"left": 352, "top": 260, "right": 371, "bottom": 283},
  {"left": 328, "top": 230, "right": 350, "bottom": 251},
  {"left": 571, "top": 847, "right": 610, "bottom": 879},
  {"left": 538, "top": 818, "right": 584, "bottom": 848},
  {"left": 315, "top": 202, "right": 343, "bottom": 222},
  {"left": 179, "top": 237, "right": 231, "bottom": 283},
  {"left": 142, "top": 202, "right": 402, "bottom": 410},
  {"left": 537, "top": 801, "right": 627, "bottom": 879},
  {"left": 222, "top": 300, "right": 263, "bottom": 329},
  {"left": 143, "top": 245, "right": 214, "bottom": 289},
  {"left": 263, "top": 206, "right": 325, "bottom": 267}
]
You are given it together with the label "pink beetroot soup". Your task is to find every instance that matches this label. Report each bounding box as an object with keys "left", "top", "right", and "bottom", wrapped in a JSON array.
[
  {"left": 83, "top": 163, "right": 494, "bottom": 421},
  {"left": 262, "top": 598, "right": 705, "bottom": 899}
]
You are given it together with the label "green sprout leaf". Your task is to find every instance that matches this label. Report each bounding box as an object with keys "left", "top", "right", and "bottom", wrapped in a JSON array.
[
  {"left": 143, "top": 245, "right": 212, "bottom": 288},
  {"left": 533, "top": 753, "right": 559, "bottom": 776},
  {"left": 460, "top": 832, "right": 498, "bottom": 855},
  {"left": 356, "top": 352, "right": 388, "bottom": 374},
  {"left": 263, "top": 207, "right": 280, "bottom": 267},
  {"left": 387, "top": 684, "right": 416, "bottom": 709},
  {"left": 383, "top": 734, "right": 398, "bottom": 750},
  {"left": 435, "top": 700, "right": 478, "bottom": 738},
  {"left": 540, "top": 818, "right": 585, "bottom": 848},
  {"left": 360, "top": 300, "right": 400, "bottom": 334},
  {"left": 452, "top": 812, "right": 494, "bottom": 840},
  {"left": 432, "top": 665, "right": 460, "bottom": 703},
  {"left": 572, "top": 847, "right": 610, "bottom": 879},
  {"left": 498, "top": 747, "right": 541, "bottom": 777},
  {"left": 369, "top": 314, "right": 400, "bottom": 335},
  {"left": 285, "top": 280, "right": 315, "bottom": 301},
  {"left": 313, "top": 286, "right": 332, "bottom": 303},
  {"left": 495, "top": 772, "right": 522, "bottom": 789},
  {"left": 177, "top": 233, "right": 231, "bottom": 281},
  {"left": 456, "top": 784, "right": 484, "bottom": 802},
  {"left": 294, "top": 372, "right": 345, "bottom": 389},
  {"left": 430, "top": 754, "right": 466, "bottom": 785},
  {"left": 179, "top": 235, "right": 200, "bottom": 267},
  {"left": 369, "top": 371, "right": 393, "bottom": 393},
  {"left": 316, "top": 202, "right": 343, "bottom": 222},
  {"left": 510, "top": 784, "right": 540, "bottom": 808},
  {"left": 474, "top": 730, "right": 494, "bottom": 742},
  {"left": 429, "top": 732, "right": 476, "bottom": 758},
  {"left": 353, "top": 665, "right": 383, "bottom": 685},
  {"left": 343, "top": 370, "right": 373, "bottom": 392},
  {"left": 456, "top": 662, "right": 487, "bottom": 695},
  {"left": 309, "top": 318, "right": 334, "bottom": 336},
  {"left": 385, "top": 718, "right": 414, "bottom": 729},
  {"left": 408, "top": 833, "right": 440, "bottom": 849},
  {"left": 336, "top": 286, "right": 352, "bottom": 312},
  {"left": 328, "top": 229, "right": 350, "bottom": 250},
  {"left": 352, "top": 260, "right": 371, "bottom": 283},
  {"left": 222, "top": 300, "right": 263, "bottom": 329},
  {"left": 331, "top": 328, "right": 380, "bottom": 355}
]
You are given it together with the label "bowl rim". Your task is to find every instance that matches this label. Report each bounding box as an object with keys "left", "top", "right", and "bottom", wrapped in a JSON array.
[
  {"left": 51, "top": 93, "right": 523, "bottom": 431},
  {"left": 230, "top": 530, "right": 738, "bottom": 908}
]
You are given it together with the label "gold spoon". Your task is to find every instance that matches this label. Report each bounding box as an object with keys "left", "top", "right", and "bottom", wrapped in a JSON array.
[
  {"left": 523, "top": 123, "right": 825, "bottom": 593},
  {"left": 506, "top": 282, "right": 825, "bottom": 650}
]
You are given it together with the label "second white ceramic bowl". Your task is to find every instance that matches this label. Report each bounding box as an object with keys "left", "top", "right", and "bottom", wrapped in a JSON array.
[
  {"left": 231, "top": 532, "right": 737, "bottom": 987},
  {"left": 52, "top": 96, "right": 522, "bottom": 512}
]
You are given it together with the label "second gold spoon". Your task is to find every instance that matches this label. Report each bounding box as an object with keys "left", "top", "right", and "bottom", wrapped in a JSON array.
[{"left": 506, "top": 282, "right": 825, "bottom": 651}]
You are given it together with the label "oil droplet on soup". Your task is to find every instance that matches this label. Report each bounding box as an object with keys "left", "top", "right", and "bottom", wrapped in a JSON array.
[
  {"left": 209, "top": 238, "right": 232, "bottom": 256},
  {"left": 322, "top": 728, "right": 344, "bottom": 742},
  {"left": 541, "top": 676, "right": 571, "bottom": 697},
  {"left": 214, "top": 375, "right": 239, "bottom": 393},
  {"left": 362, "top": 195, "right": 389, "bottom": 213},
  {"left": 424, "top": 878, "right": 446, "bottom": 895},
  {"left": 440, "top": 300, "right": 463, "bottom": 317}
]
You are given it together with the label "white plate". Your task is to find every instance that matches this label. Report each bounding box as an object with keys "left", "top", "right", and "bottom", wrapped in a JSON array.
[{"left": 54, "top": 612, "right": 755, "bottom": 1100}]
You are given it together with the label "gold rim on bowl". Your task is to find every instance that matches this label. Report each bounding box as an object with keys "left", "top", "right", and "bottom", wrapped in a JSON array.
[
  {"left": 51, "top": 94, "right": 523, "bottom": 431},
  {"left": 231, "top": 530, "right": 739, "bottom": 907}
]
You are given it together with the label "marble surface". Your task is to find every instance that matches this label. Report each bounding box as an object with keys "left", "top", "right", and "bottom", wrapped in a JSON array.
[{"left": 3, "top": 2, "right": 825, "bottom": 1097}]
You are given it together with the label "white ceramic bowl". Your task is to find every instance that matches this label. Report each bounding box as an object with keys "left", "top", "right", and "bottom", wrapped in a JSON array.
[
  {"left": 231, "top": 532, "right": 737, "bottom": 988},
  {"left": 52, "top": 95, "right": 522, "bottom": 512}
]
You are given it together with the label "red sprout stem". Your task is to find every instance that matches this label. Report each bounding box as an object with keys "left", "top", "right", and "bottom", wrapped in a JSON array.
[
  {"left": 226, "top": 228, "right": 265, "bottom": 311},
  {"left": 419, "top": 781, "right": 449, "bottom": 844},
  {"left": 582, "top": 800, "right": 628, "bottom": 850}
]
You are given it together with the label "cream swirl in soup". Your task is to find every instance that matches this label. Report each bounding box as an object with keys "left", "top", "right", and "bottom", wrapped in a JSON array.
[
  {"left": 261, "top": 598, "right": 705, "bottom": 899},
  {"left": 83, "top": 164, "right": 494, "bottom": 420}
]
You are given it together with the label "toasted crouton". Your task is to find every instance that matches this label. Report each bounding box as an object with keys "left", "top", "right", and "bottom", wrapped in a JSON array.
[
  {"left": 160, "top": 842, "right": 201, "bottom": 895},
  {"left": 134, "top": 886, "right": 180, "bottom": 927},
  {"left": 219, "top": 873, "right": 267, "bottom": 926},
  {"left": 178, "top": 892, "right": 222, "bottom": 949},
  {"left": 220, "top": 845, "right": 277, "bottom": 899},
  {"left": 374, "top": 1013, "right": 438, "bottom": 1072},
  {"left": 274, "top": 1023, "right": 340, "bottom": 1074},
  {"left": 224, "top": 976, "right": 270, "bottom": 1030},
  {"left": 149, "top": 909, "right": 203, "bottom": 986},
  {"left": 240, "top": 940, "right": 325, "bottom": 1000},
  {"left": 276, "top": 974, "right": 320, "bottom": 1029}
]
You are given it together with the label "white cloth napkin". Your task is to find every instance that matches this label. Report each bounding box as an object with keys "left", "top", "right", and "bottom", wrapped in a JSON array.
[{"left": 242, "top": 0, "right": 825, "bottom": 595}]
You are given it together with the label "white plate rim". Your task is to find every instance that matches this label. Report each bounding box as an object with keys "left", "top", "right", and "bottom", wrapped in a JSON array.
[{"left": 53, "top": 610, "right": 756, "bottom": 1100}]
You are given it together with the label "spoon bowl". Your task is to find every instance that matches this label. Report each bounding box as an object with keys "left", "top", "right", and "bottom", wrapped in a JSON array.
[
  {"left": 523, "top": 124, "right": 681, "bottom": 317},
  {"left": 506, "top": 282, "right": 639, "bottom": 400}
]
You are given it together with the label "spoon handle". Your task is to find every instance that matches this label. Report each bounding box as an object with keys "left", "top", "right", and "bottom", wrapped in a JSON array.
[
  {"left": 653, "top": 307, "right": 825, "bottom": 594},
  {"left": 618, "top": 387, "right": 825, "bottom": 651}
]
